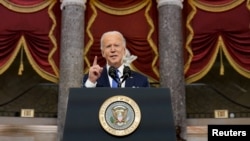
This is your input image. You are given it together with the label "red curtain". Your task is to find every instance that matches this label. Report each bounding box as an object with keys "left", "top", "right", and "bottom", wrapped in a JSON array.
[
  {"left": 184, "top": 0, "right": 250, "bottom": 83},
  {"left": 2, "top": 0, "right": 249, "bottom": 84},
  {"left": 84, "top": 0, "right": 159, "bottom": 83},
  {"left": 0, "top": 0, "right": 61, "bottom": 83}
]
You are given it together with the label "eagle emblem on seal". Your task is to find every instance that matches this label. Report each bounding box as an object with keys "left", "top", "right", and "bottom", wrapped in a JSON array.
[
  {"left": 99, "top": 95, "right": 141, "bottom": 136},
  {"left": 110, "top": 105, "right": 129, "bottom": 126}
]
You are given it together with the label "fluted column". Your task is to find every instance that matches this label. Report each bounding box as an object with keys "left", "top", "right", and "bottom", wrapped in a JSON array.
[
  {"left": 58, "top": 0, "right": 86, "bottom": 141},
  {"left": 157, "top": 0, "right": 186, "bottom": 140}
]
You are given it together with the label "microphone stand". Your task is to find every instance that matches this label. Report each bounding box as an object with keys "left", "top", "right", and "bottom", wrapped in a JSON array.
[
  {"left": 117, "top": 75, "right": 129, "bottom": 88},
  {"left": 112, "top": 77, "right": 122, "bottom": 88},
  {"left": 109, "top": 65, "right": 131, "bottom": 88},
  {"left": 116, "top": 77, "right": 124, "bottom": 88},
  {"left": 118, "top": 81, "right": 122, "bottom": 88}
]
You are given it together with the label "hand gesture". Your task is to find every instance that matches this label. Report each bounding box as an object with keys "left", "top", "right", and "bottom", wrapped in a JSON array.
[{"left": 88, "top": 56, "right": 103, "bottom": 83}]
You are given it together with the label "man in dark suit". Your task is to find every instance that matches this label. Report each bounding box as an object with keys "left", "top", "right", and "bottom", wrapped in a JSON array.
[{"left": 82, "top": 31, "right": 150, "bottom": 88}]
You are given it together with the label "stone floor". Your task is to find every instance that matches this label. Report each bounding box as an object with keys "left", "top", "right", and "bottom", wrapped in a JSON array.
[
  {"left": 186, "top": 118, "right": 250, "bottom": 141},
  {"left": 0, "top": 117, "right": 249, "bottom": 141},
  {"left": 0, "top": 117, "right": 57, "bottom": 141}
]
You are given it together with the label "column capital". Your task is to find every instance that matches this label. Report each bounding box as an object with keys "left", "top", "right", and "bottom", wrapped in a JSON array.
[
  {"left": 157, "top": 0, "right": 183, "bottom": 9},
  {"left": 60, "top": 0, "right": 87, "bottom": 10}
]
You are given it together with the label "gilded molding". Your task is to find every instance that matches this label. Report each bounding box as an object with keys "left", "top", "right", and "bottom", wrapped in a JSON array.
[
  {"left": 193, "top": 0, "right": 244, "bottom": 12},
  {"left": 157, "top": 0, "right": 183, "bottom": 9},
  {"left": 60, "top": 0, "right": 86, "bottom": 10},
  {"left": 0, "top": 0, "right": 53, "bottom": 13}
]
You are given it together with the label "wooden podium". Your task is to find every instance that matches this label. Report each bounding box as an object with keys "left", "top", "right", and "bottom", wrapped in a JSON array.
[{"left": 63, "top": 88, "right": 176, "bottom": 141}]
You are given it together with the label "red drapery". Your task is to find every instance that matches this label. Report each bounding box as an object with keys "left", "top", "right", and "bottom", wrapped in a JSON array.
[
  {"left": 184, "top": 0, "right": 250, "bottom": 83},
  {"left": 1, "top": 0, "right": 249, "bottom": 84},
  {"left": 0, "top": 0, "right": 61, "bottom": 83},
  {"left": 84, "top": 0, "right": 159, "bottom": 83}
]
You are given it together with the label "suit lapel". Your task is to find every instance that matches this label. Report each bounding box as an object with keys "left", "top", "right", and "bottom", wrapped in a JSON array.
[{"left": 125, "top": 73, "right": 134, "bottom": 87}]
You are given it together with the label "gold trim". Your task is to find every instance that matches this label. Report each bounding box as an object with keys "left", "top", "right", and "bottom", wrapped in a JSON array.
[
  {"left": 185, "top": 0, "right": 250, "bottom": 83},
  {"left": 94, "top": 0, "right": 149, "bottom": 15},
  {"left": 184, "top": 0, "right": 196, "bottom": 74},
  {"left": 0, "top": 0, "right": 54, "bottom": 13},
  {"left": 84, "top": 0, "right": 159, "bottom": 82},
  {"left": 186, "top": 36, "right": 221, "bottom": 84},
  {"left": 18, "top": 47, "right": 24, "bottom": 75},
  {"left": 193, "top": 0, "right": 244, "bottom": 12},
  {"left": 247, "top": 0, "right": 250, "bottom": 10},
  {"left": 144, "top": 0, "right": 159, "bottom": 82},
  {"left": 99, "top": 95, "right": 141, "bottom": 136},
  {"left": 186, "top": 33, "right": 250, "bottom": 83},
  {"left": 22, "top": 36, "right": 58, "bottom": 83},
  {"left": 0, "top": 1, "right": 59, "bottom": 83},
  {"left": 219, "top": 47, "right": 224, "bottom": 75},
  {"left": 220, "top": 37, "right": 250, "bottom": 79},
  {"left": 84, "top": 0, "right": 97, "bottom": 72},
  {"left": 47, "top": 0, "right": 59, "bottom": 79},
  {"left": 0, "top": 38, "right": 22, "bottom": 74},
  {"left": 0, "top": 0, "right": 59, "bottom": 83}
]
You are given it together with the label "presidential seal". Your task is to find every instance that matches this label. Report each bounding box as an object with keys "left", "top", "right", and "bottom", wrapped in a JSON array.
[{"left": 99, "top": 95, "right": 141, "bottom": 136}]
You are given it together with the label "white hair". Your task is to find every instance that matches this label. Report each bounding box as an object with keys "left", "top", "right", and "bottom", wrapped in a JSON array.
[
  {"left": 100, "top": 31, "right": 126, "bottom": 50},
  {"left": 100, "top": 31, "right": 137, "bottom": 65}
]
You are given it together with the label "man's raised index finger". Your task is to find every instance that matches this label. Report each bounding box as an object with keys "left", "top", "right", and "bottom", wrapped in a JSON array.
[{"left": 92, "top": 56, "right": 98, "bottom": 65}]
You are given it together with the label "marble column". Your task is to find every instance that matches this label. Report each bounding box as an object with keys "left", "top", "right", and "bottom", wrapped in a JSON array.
[
  {"left": 157, "top": 0, "right": 186, "bottom": 140},
  {"left": 58, "top": 0, "right": 86, "bottom": 141}
]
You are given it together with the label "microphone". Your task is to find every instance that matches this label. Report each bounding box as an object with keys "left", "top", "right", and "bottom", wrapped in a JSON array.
[
  {"left": 121, "top": 66, "right": 131, "bottom": 83},
  {"left": 108, "top": 66, "right": 118, "bottom": 82}
]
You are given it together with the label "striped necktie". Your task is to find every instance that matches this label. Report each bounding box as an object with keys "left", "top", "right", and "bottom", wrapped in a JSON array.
[{"left": 112, "top": 69, "right": 119, "bottom": 88}]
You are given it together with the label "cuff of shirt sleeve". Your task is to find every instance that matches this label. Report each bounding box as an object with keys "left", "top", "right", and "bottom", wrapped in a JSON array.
[{"left": 85, "top": 79, "right": 97, "bottom": 88}]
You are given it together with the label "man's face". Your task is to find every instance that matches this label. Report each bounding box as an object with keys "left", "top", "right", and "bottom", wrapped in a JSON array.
[{"left": 101, "top": 33, "right": 126, "bottom": 68}]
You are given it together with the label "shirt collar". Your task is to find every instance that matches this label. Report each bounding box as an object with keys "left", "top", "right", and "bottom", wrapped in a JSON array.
[{"left": 106, "top": 64, "right": 124, "bottom": 75}]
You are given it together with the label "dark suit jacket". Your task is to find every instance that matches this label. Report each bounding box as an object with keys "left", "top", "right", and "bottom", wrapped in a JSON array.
[{"left": 82, "top": 67, "right": 150, "bottom": 87}]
